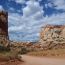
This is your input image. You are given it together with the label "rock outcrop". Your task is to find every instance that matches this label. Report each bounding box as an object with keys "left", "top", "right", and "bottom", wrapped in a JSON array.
[
  {"left": 0, "top": 11, "right": 9, "bottom": 47},
  {"left": 39, "top": 25, "right": 65, "bottom": 49}
]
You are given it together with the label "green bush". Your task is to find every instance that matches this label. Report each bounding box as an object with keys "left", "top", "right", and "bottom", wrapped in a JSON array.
[{"left": 19, "top": 47, "right": 27, "bottom": 54}]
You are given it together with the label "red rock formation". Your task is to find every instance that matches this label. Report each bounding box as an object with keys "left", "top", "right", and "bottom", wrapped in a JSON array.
[
  {"left": 0, "top": 11, "right": 9, "bottom": 47},
  {"left": 39, "top": 25, "right": 65, "bottom": 49},
  {"left": 0, "top": 11, "right": 8, "bottom": 38}
]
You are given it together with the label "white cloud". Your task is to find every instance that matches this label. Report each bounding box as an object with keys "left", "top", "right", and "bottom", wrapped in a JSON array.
[
  {"left": 38, "top": 0, "right": 42, "bottom": 2},
  {"left": 48, "top": 0, "right": 65, "bottom": 10},
  {"left": 45, "top": 3, "right": 53, "bottom": 8},
  {"left": 8, "top": 0, "right": 65, "bottom": 41},
  {"left": 14, "top": 0, "right": 26, "bottom": 4},
  {"left": 43, "top": 13, "right": 65, "bottom": 25},
  {"left": 8, "top": 13, "right": 21, "bottom": 25},
  {"left": 0, "top": 5, "right": 4, "bottom": 10},
  {"left": 8, "top": 0, "right": 44, "bottom": 41},
  {"left": 23, "top": 0, "right": 43, "bottom": 17},
  {"left": 8, "top": 13, "right": 26, "bottom": 32},
  {"left": 9, "top": 25, "right": 25, "bottom": 32}
]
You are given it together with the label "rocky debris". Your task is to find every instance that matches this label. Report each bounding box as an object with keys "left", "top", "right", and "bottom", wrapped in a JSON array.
[
  {"left": 39, "top": 25, "right": 65, "bottom": 50},
  {"left": 10, "top": 41, "right": 34, "bottom": 48},
  {"left": 0, "top": 35, "right": 9, "bottom": 47}
]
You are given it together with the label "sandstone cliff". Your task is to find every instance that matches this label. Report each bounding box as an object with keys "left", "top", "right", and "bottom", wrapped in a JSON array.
[
  {"left": 0, "top": 11, "right": 9, "bottom": 47},
  {"left": 39, "top": 25, "right": 65, "bottom": 49}
]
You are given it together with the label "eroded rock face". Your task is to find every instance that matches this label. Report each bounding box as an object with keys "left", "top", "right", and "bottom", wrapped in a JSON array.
[
  {"left": 39, "top": 25, "right": 65, "bottom": 49},
  {"left": 0, "top": 11, "right": 8, "bottom": 36},
  {"left": 0, "top": 11, "right": 9, "bottom": 47}
]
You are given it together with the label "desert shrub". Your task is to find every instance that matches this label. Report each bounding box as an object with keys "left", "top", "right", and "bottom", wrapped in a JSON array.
[
  {"left": 6, "top": 51, "right": 18, "bottom": 60},
  {"left": 0, "top": 46, "right": 22, "bottom": 62},
  {"left": 19, "top": 47, "right": 28, "bottom": 54},
  {"left": 0, "top": 46, "right": 10, "bottom": 52},
  {"left": 28, "top": 49, "right": 65, "bottom": 57}
]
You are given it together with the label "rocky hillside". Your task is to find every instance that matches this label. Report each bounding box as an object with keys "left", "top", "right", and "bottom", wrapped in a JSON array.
[{"left": 39, "top": 25, "right": 65, "bottom": 49}]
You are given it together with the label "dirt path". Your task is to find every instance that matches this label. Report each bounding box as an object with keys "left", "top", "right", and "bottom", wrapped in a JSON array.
[{"left": 20, "top": 55, "right": 65, "bottom": 65}]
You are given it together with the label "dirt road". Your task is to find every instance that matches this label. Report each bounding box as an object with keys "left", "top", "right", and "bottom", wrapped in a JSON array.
[{"left": 20, "top": 55, "right": 65, "bottom": 65}]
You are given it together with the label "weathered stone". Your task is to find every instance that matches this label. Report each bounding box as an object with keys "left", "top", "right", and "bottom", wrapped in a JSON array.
[
  {"left": 0, "top": 11, "right": 9, "bottom": 47},
  {"left": 39, "top": 25, "right": 65, "bottom": 49}
]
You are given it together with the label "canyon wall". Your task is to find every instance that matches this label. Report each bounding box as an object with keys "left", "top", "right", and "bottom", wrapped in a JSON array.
[
  {"left": 0, "top": 11, "right": 9, "bottom": 47},
  {"left": 39, "top": 25, "right": 65, "bottom": 49}
]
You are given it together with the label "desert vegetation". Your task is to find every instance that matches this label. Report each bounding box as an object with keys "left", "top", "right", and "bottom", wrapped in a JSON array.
[
  {"left": 27, "top": 49, "right": 65, "bottom": 58},
  {"left": 0, "top": 45, "right": 23, "bottom": 65}
]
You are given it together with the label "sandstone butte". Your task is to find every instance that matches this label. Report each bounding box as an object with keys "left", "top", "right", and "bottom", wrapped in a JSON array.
[
  {"left": 38, "top": 24, "right": 65, "bottom": 49},
  {"left": 0, "top": 11, "right": 9, "bottom": 47}
]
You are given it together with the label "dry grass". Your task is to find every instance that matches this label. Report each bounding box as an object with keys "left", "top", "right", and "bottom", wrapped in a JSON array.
[
  {"left": 0, "top": 49, "right": 23, "bottom": 65},
  {"left": 28, "top": 49, "right": 65, "bottom": 57}
]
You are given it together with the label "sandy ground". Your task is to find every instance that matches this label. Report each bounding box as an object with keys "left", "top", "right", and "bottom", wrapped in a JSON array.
[{"left": 21, "top": 55, "right": 65, "bottom": 65}]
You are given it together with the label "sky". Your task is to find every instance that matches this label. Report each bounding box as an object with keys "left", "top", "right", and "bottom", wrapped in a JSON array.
[{"left": 0, "top": 0, "right": 65, "bottom": 42}]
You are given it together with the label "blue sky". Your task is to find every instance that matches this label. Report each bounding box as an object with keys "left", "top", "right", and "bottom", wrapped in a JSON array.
[{"left": 0, "top": 0, "right": 65, "bottom": 42}]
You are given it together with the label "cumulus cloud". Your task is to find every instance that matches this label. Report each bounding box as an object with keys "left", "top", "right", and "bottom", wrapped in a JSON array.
[
  {"left": 43, "top": 13, "right": 65, "bottom": 25},
  {"left": 45, "top": 3, "right": 53, "bottom": 8},
  {"left": 0, "top": 5, "right": 4, "bottom": 10},
  {"left": 8, "top": 0, "right": 44, "bottom": 41},
  {"left": 48, "top": 0, "right": 65, "bottom": 10},
  {"left": 12, "top": 0, "right": 26, "bottom": 4},
  {"left": 9, "top": 0, "right": 44, "bottom": 31},
  {"left": 8, "top": 13, "right": 26, "bottom": 31},
  {"left": 23, "top": 0, "right": 43, "bottom": 17},
  {"left": 8, "top": 0, "right": 65, "bottom": 41}
]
